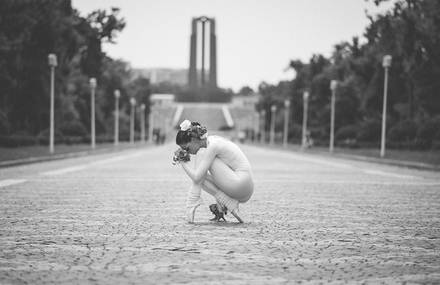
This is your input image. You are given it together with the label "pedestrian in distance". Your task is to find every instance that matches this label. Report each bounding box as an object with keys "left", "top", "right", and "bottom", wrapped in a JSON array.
[{"left": 173, "top": 119, "right": 254, "bottom": 223}]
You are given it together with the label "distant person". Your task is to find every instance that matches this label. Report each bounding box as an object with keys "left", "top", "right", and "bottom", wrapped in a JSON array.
[
  {"left": 306, "top": 131, "right": 314, "bottom": 148},
  {"left": 154, "top": 129, "right": 161, "bottom": 145},
  {"left": 173, "top": 119, "right": 254, "bottom": 223},
  {"left": 238, "top": 131, "right": 246, "bottom": 143}
]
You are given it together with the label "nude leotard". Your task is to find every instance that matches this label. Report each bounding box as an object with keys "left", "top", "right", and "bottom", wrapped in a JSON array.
[{"left": 207, "top": 136, "right": 254, "bottom": 202}]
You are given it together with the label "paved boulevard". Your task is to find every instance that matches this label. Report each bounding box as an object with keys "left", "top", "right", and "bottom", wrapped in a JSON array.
[{"left": 0, "top": 143, "right": 439, "bottom": 284}]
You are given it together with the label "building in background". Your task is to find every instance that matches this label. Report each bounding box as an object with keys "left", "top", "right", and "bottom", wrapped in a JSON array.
[
  {"left": 132, "top": 68, "right": 187, "bottom": 86},
  {"left": 150, "top": 94, "right": 175, "bottom": 106},
  {"left": 231, "top": 93, "right": 260, "bottom": 108}
]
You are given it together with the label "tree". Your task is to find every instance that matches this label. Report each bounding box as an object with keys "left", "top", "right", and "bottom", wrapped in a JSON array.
[
  {"left": 257, "top": 0, "right": 440, "bottom": 147},
  {"left": 0, "top": 0, "right": 126, "bottom": 140},
  {"left": 0, "top": 0, "right": 85, "bottom": 134},
  {"left": 238, "top": 86, "right": 254, "bottom": 96}
]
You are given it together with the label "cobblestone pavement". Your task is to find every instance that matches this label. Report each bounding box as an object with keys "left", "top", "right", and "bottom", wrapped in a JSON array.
[{"left": 0, "top": 143, "right": 440, "bottom": 284}]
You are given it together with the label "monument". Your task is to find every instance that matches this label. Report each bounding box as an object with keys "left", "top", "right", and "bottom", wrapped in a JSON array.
[{"left": 188, "top": 16, "right": 217, "bottom": 90}]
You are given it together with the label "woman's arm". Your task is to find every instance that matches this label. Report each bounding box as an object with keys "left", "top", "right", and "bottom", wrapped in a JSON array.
[{"left": 181, "top": 144, "right": 217, "bottom": 184}]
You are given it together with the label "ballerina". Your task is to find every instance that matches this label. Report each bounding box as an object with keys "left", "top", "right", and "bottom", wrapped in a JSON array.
[{"left": 173, "top": 119, "right": 254, "bottom": 223}]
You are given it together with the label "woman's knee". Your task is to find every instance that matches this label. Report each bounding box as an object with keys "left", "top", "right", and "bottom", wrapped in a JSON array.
[{"left": 209, "top": 158, "right": 238, "bottom": 181}]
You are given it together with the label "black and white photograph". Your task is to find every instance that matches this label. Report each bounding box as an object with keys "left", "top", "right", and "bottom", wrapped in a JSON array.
[{"left": 1, "top": 0, "right": 440, "bottom": 284}]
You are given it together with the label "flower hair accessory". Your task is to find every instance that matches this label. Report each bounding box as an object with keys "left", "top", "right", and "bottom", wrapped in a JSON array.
[
  {"left": 179, "top": 119, "right": 208, "bottom": 140},
  {"left": 191, "top": 124, "right": 208, "bottom": 139},
  {"left": 200, "top": 131, "right": 208, "bottom": 140},
  {"left": 180, "top": 119, "right": 192, "bottom": 131}
]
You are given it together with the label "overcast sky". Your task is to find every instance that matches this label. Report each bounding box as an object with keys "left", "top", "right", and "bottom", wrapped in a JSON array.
[{"left": 72, "top": 0, "right": 391, "bottom": 91}]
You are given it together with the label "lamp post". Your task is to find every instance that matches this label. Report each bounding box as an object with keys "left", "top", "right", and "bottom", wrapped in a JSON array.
[
  {"left": 254, "top": 112, "right": 260, "bottom": 143},
  {"left": 260, "top": 110, "right": 266, "bottom": 144},
  {"left": 381, "top": 55, "right": 392, "bottom": 158},
  {"left": 48, "top": 54, "right": 57, "bottom": 154},
  {"left": 329, "top": 80, "right": 338, "bottom": 153},
  {"left": 140, "top": 104, "right": 146, "bottom": 143},
  {"left": 130, "top": 97, "right": 136, "bottom": 144},
  {"left": 89, "top": 78, "right": 97, "bottom": 149},
  {"left": 148, "top": 108, "right": 154, "bottom": 144},
  {"left": 302, "top": 91, "right": 310, "bottom": 148},
  {"left": 165, "top": 117, "right": 171, "bottom": 143},
  {"left": 270, "top": 105, "right": 277, "bottom": 145},
  {"left": 283, "top": 100, "right": 291, "bottom": 148},
  {"left": 114, "top": 89, "right": 120, "bottom": 146}
]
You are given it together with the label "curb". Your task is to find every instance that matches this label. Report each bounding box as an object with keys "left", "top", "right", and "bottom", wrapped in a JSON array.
[
  {"left": 247, "top": 142, "right": 440, "bottom": 171},
  {"left": 0, "top": 144, "right": 151, "bottom": 169},
  {"left": 311, "top": 151, "right": 440, "bottom": 171}
]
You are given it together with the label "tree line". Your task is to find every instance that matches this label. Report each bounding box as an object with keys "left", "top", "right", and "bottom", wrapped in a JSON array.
[
  {"left": 0, "top": 0, "right": 151, "bottom": 146},
  {"left": 256, "top": 0, "right": 440, "bottom": 149}
]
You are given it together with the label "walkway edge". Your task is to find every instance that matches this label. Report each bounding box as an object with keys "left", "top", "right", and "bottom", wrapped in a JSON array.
[
  {"left": 0, "top": 145, "right": 150, "bottom": 169},
  {"left": 249, "top": 143, "right": 440, "bottom": 171},
  {"left": 317, "top": 151, "right": 440, "bottom": 171}
]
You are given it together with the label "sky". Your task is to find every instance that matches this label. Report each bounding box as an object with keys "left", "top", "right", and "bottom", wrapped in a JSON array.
[{"left": 72, "top": 0, "right": 392, "bottom": 91}]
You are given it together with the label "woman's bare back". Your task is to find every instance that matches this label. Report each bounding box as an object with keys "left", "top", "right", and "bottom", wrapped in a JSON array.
[{"left": 207, "top": 136, "right": 251, "bottom": 172}]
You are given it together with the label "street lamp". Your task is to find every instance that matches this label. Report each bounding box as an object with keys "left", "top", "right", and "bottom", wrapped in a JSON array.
[
  {"left": 148, "top": 107, "right": 154, "bottom": 144},
  {"left": 164, "top": 117, "right": 170, "bottom": 144},
  {"left": 114, "top": 89, "right": 121, "bottom": 146},
  {"left": 329, "top": 80, "right": 338, "bottom": 153},
  {"left": 48, "top": 54, "right": 57, "bottom": 154},
  {"left": 89, "top": 78, "right": 97, "bottom": 149},
  {"left": 302, "top": 91, "right": 310, "bottom": 148},
  {"left": 254, "top": 112, "right": 260, "bottom": 143},
  {"left": 130, "top": 97, "right": 136, "bottom": 144},
  {"left": 140, "top": 104, "right": 146, "bottom": 143},
  {"left": 260, "top": 110, "right": 266, "bottom": 144},
  {"left": 381, "top": 55, "right": 392, "bottom": 158},
  {"left": 270, "top": 105, "right": 277, "bottom": 145},
  {"left": 283, "top": 100, "right": 291, "bottom": 148}
]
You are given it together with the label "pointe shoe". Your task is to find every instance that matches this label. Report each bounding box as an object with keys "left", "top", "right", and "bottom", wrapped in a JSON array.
[
  {"left": 223, "top": 203, "right": 243, "bottom": 223},
  {"left": 186, "top": 198, "right": 202, "bottom": 223},
  {"left": 230, "top": 208, "right": 243, "bottom": 223},
  {"left": 186, "top": 204, "right": 199, "bottom": 223}
]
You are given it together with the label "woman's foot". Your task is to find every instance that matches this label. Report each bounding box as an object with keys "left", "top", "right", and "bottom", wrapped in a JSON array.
[
  {"left": 186, "top": 198, "right": 202, "bottom": 223},
  {"left": 230, "top": 209, "right": 243, "bottom": 223}
]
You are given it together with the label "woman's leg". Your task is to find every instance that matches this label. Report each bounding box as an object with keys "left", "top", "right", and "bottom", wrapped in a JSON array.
[
  {"left": 200, "top": 176, "right": 242, "bottom": 223},
  {"left": 199, "top": 175, "right": 218, "bottom": 196},
  {"left": 207, "top": 158, "right": 253, "bottom": 202},
  {"left": 184, "top": 152, "right": 251, "bottom": 223},
  {"left": 185, "top": 148, "right": 251, "bottom": 201},
  {"left": 201, "top": 174, "right": 233, "bottom": 198},
  {"left": 186, "top": 148, "right": 223, "bottom": 198}
]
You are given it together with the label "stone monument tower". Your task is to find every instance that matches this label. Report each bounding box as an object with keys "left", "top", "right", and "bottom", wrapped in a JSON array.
[{"left": 188, "top": 16, "right": 217, "bottom": 90}]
